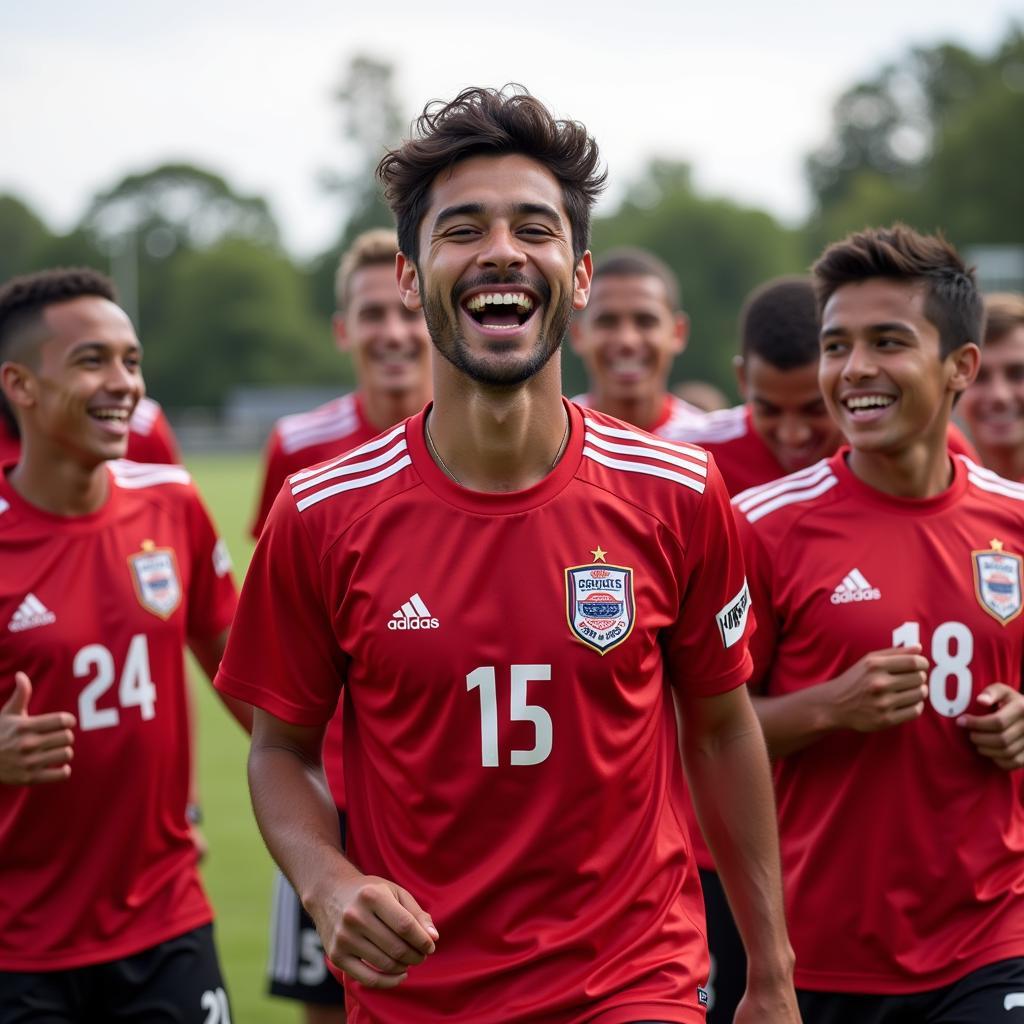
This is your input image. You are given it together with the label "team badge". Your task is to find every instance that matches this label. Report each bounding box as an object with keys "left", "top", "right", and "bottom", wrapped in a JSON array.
[
  {"left": 973, "top": 538, "right": 1023, "bottom": 625},
  {"left": 565, "top": 546, "right": 635, "bottom": 655},
  {"left": 129, "top": 540, "right": 182, "bottom": 620}
]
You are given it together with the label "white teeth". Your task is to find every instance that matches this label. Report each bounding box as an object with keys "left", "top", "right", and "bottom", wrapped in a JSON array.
[
  {"left": 465, "top": 292, "right": 534, "bottom": 313},
  {"left": 845, "top": 395, "right": 895, "bottom": 410},
  {"left": 91, "top": 410, "right": 129, "bottom": 421}
]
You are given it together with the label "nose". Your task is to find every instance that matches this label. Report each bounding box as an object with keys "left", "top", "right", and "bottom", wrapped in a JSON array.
[
  {"left": 984, "top": 370, "right": 1013, "bottom": 407},
  {"left": 477, "top": 222, "right": 526, "bottom": 275},
  {"left": 776, "top": 413, "right": 812, "bottom": 449},
  {"left": 106, "top": 357, "right": 141, "bottom": 396},
  {"left": 841, "top": 340, "right": 878, "bottom": 383}
]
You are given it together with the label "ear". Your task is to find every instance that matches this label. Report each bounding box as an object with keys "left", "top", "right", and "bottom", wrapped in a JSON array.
[
  {"left": 397, "top": 253, "right": 422, "bottom": 312},
  {"left": 733, "top": 354, "right": 748, "bottom": 400},
  {"left": 672, "top": 312, "right": 690, "bottom": 355},
  {"left": 572, "top": 252, "right": 593, "bottom": 312},
  {"left": 0, "top": 361, "right": 35, "bottom": 413},
  {"left": 947, "top": 341, "right": 981, "bottom": 397}
]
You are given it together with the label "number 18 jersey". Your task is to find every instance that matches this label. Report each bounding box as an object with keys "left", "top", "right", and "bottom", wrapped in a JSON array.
[{"left": 216, "top": 401, "right": 755, "bottom": 1024}]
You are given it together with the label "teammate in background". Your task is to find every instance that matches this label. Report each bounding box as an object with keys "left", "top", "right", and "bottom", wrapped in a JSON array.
[
  {"left": 217, "top": 85, "right": 798, "bottom": 1024},
  {"left": 673, "top": 379, "right": 729, "bottom": 413},
  {"left": 0, "top": 268, "right": 248, "bottom": 1021},
  {"left": 258, "top": 228, "right": 430, "bottom": 1023},
  {"left": 250, "top": 228, "right": 431, "bottom": 538},
  {"left": 738, "top": 226, "right": 1024, "bottom": 1022},
  {"left": 569, "top": 247, "right": 707, "bottom": 436},
  {"left": 960, "top": 292, "right": 1024, "bottom": 481},
  {"left": 1, "top": 383, "right": 181, "bottom": 465}
]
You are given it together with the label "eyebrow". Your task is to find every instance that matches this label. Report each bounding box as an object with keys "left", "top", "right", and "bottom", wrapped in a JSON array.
[
  {"left": 433, "top": 201, "right": 563, "bottom": 227},
  {"left": 821, "top": 320, "right": 915, "bottom": 338},
  {"left": 68, "top": 339, "right": 142, "bottom": 356}
]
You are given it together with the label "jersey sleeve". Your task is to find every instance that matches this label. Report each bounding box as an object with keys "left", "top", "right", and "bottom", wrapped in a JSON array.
[
  {"left": 663, "top": 457, "right": 755, "bottom": 697},
  {"left": 216, "top": 488, "right": 347, "bottom": 726},
  {"left": 734, "top": 509, "right": 778, "bottom": 693},
  {"left": 126, "top": 409, "right": 181, "bottom": 464},
  {"left": 250, "top": 428, "right": 288, "bottom": 540},
  {"left": 183, "top": 486, "right": 237, "bottom": 642}
]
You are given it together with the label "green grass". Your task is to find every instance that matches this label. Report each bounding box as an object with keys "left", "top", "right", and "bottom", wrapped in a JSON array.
[{"left": 186, "top": 452, "right": 297, "bottom": 1024}]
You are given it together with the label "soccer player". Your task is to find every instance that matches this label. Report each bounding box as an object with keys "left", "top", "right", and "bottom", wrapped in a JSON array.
[
  {"left": 250, "top": 228, "right": 431, "bottom": 539},
  {"left": 0, "top": 267, "right": 246, "bottom": 1022},
  {"left": 216, "top": 85, "right": 799, "bottom": 1024},
  {"left": 568, "top": 247, "right": 708, "bottom": 436},
  {"left": 737, "top": 225, "right": 1024, "bottom": 1022},
  {"left": 960, "top": 292, "right": 1024, "bottom": 481},
  {"left": 257, "top": 228, "right": 430, "bottom": 1024}
]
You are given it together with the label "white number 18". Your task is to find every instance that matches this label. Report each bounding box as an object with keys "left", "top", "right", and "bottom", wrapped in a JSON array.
[{"left": 892, "top": 620, "right": 974, "bottom": 717}]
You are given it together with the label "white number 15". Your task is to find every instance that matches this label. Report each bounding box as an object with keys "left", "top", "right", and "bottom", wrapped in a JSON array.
[{"left": 466, "top": 664, "right": 552, "bottom": 767}]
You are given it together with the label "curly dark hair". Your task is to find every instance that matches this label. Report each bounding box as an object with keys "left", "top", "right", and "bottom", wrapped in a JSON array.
[
  {"left": 0, "top": 266, "right": 119, "bottom": 436},
  {"left": 812, "top": 224, "right": 982, "bottom": 358},
  {"left": 377, "top": 85, "right": 606, "bottom": 265}
]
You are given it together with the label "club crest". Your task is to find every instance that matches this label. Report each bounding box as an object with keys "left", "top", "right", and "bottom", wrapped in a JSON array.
[
  {"left": 129, "top": 542, "right": 182, "bottom": 620},
  {"left": 973, "top": 540, "right": 1023, "bottom": 625},
  {"left": 565, "top": 561, "right": 635, "bottom": 655}
]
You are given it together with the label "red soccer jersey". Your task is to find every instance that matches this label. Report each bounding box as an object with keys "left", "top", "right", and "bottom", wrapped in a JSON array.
[
  {"left": 0, "top": 397, "right": 180, "bottom": 467},
  {"left": 217, "top": 401, "right": 755, "bottom": 1024},
  {"left": 250, "top": 393, "right": 381, "bottom": 540},
  {"left": 0, "top": 461, "right": 237, "bottom": 970},
  {"left": 736, "top": 450, "right": 1024, "bottom": 993},
  {"left": 572, "top": 392, "right": 708, "bottom": 438}
]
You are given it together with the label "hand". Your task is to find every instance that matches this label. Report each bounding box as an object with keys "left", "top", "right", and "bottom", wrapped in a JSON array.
[
  {"left": 0, "top": 673, "right": 76, "bottom": 785},
  {"left": 957, "top": 683, "right": 1024, "bottom": 770},
  {"left": 309, "top": 872, "right": 439, "bottom": 989},
  {"left": 823, "top": 646, "right": 929, "bottom": 733},
  {"left": 190, "top": 824, "right": 209, "bottom": 862},
  {"left": 734, "top": 974, "right": 802, "bottom": 1023}
]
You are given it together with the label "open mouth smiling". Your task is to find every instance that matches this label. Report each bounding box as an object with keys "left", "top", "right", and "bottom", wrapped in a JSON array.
[{"left": 461, "top": 289, "right": 539, "bottom": 332}]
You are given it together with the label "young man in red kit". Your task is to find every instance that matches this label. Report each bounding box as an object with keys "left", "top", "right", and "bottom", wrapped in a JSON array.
[
  {"left": 569, "top": 247, "right": 707, "bottom": 436},
  {"left": 259, "top": 228, "right": 430, "bottom": 1024},
  {"left": 737, "top": 225, "right": 1024, "bottom": 1023},
  {"left": 250, "top": 228, "right": 431, "bottom": 538},
  {"left": 216, "top": 87, "right": 799, "bottom": 1024},
  {"left": 0, "top": 268, "right": 247, "bottom": 1022},
  {"left": 960, "top": 292, "right": 1024, "bottom": 482}
]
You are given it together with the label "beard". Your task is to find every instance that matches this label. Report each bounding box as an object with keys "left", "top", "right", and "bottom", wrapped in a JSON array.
[{"left": 423, "top": 271, "right": 573, "bottom": 388}]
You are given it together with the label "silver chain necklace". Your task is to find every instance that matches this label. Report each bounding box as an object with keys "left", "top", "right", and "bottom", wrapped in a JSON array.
[{"left": 424, "top": 408, "right": 570, "bottom": 486}]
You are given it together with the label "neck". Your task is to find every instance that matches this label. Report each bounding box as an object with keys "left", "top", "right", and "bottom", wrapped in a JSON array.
[
  {"left": 361, "top": 384, "right": 431, "bottom": 433},
  {"left": 974, "top": 442, "right": 1024, "bottom": 483},
  {"left": 428, "top": 359, "right": 568, "bottom": 492},
  {"left": 9, "top": 438, "right": 110, "bottom": 515},
  {"left": 590, "top": 390, "right": 664, "bottom": 431},
  {"left": 846, "top": 432, "right": 954, "bottom": 499}
]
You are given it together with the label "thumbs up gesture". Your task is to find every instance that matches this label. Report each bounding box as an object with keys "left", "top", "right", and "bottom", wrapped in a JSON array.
[{"left": 0, "top": 673, "right": 76, "bottom": 785}]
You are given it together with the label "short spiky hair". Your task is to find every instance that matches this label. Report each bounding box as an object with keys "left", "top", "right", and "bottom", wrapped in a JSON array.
[
  {"left": 592, "top": 248, "right": 681, "bottom": 311},
  {"left": 812, "top": 224, "right": 982, "bottom": 358},
  {"left": 983, "top": 292, "right": 1024, "bottom": 346},
  {"left": 741, "top": 276, "right": 820, "bottom": 370},
  {"left": 334, "top": 228, "right": 399, "bottom": 311},
  {"left": 377, "top": 85, "right": 606, "bottom": 264},
  {"left": 0, "top": 267, "right": 119, "bottom": 435}
]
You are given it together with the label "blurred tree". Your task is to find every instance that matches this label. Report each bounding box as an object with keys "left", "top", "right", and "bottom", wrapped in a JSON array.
[
  {"left": 579, "top": 160, "right": 804, "bottom": 400},
  {"left": 0, "top": 195, "right": 53, "bottom": 281}
]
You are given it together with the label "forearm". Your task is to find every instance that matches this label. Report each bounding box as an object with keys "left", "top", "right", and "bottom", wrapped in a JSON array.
[
  {"left": 751, "top": 685, "right": 835, "bottom": 759},
  {"left": 683, "top": 698, "right": 793, "bottom": 981}
]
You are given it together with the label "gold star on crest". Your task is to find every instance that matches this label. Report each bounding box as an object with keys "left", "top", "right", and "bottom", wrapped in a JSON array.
[
  {"left": 141, "top": 539, "right": 156, "bottom": 552},
  {"left": 591, "top": 545, "right": 607, "bottom": 563},
  {"left": 991, "top": 538, "right": 1005, "bottom": 552}
]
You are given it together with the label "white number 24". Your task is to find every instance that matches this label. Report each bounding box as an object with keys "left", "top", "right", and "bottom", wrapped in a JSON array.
[
  {"left": 466, "top": 664, "right": 552, "bottom": 767},
  {"left": 74, "top": 635, "right": 157, "bottom": 731},
  {"left": 891, "top": 621, "right": 974, "bottom": 717}
]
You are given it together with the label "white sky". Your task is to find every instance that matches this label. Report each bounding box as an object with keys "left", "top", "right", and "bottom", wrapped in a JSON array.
[{"left": 1, "top": 0, "right": 1020, "bottom": 258}]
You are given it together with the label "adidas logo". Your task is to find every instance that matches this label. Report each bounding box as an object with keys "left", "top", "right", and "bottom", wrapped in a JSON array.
[
  {"left": 830, "top": 569, "right": 882, "bottom": 605},
  {"left": 388, "top": 593, "right": 439, "bottom": 631},
  {"left": 8, "top": 593, "right": 57, "bottom": 632}
]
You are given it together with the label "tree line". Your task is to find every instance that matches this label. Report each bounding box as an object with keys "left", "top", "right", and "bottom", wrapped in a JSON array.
[{"left": 1, "top": 28, "right": 1020, "bottom": 408}]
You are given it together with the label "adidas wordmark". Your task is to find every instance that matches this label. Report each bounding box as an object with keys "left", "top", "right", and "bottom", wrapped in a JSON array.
[
  {"left": 388, "top": 593, "right": 439, "bottom": 631},
  {"left": 8, "top": 593, "right": 57, "bottom": 632},
  {"left": 830, "top": 569, "right": 882, "bottom": 605}
]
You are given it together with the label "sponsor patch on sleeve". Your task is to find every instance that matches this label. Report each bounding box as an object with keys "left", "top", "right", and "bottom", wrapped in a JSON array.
[
  {"left": 212, "top": 538, "right": 233, "bottom": 578},
  {"left": 715, "top": 579, "right": 750, "bottom": 649}
]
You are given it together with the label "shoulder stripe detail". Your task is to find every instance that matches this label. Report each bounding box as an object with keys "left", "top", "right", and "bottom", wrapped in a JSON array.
[
  {"left": 0, "top": 497, "right": 8, "bottom": 516},
  {"left": 740, "top": 474, "right": 839, "bottom": 523},
  {"left": 584, "top": 429, "right": 708, "bottom": 478},
  {"left": 967, "top": 469, "right": 1024, "bottom": 502},
  {"left": 289, "top": 425, "right": 407, "bottom": 484},
  {"left": 668, "top": 405, "right": 748, "bottom": 444},
  {"left": 295, "top": 455, "right": 413, "bottom": 511},
  {"left": 129, "top": 396, "right": 160, "bottom": 434},
  {"left": 583, "top": 417, "right": 709, "bottom": 462},
  {"left": 291, "top": 440, "right": 409, "bottom": 495},
  {"left": 959, "top": 456, "right": 1024, "bottom": 498},
  {"left": 583, "top": 446, "right": 705, "bottom": 494},
  {"left": 733, "top": 459, "right": 832, "bottom": 510},
  {"left": 110, "top": 461, "right": 192, "bottom": 488}
]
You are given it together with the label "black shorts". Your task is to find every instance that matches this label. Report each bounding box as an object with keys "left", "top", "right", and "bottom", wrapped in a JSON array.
[
  {"left": 267, "top": 811, "right": 347, "bottom": 1007},
  {"left": 0, "top": 923, "right": 231, "bottom": 1024},
  {"left": 699, "top": 866, "right": 746, "bottom": 1024},
  {"left": 797, "top": 956, "right": 1024, "bottom": 1023}
]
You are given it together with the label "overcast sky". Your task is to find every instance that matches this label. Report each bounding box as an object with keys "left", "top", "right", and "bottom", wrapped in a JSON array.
[{"left": 1, "top": 0, "right": 1019, "bottom": 258}]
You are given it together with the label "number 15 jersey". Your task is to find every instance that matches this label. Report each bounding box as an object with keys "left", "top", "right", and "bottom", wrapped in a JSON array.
[{"left": 216, "top": 401, "right": 755, "bottom": 1024}]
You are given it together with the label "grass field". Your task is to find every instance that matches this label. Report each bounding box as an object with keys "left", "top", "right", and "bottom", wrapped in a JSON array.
[{"left": 186, "top": 452, "right": 298, "bottom": 1024}]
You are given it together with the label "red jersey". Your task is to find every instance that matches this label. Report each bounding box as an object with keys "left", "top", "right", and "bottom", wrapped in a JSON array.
[
  {"left": 217, "top": 401, "right": 755, "bottom": 1024},
  {"left": 250, "top": 393, "right": 381, "bottom": 540},
  {"left": 736, "top": 451, "right": 1024, "bottom": 993},
  {"left": 572, "top": 392, "right": 708, "bottom": 438},
  {"left": 0, "top": 461, "right": 237, "bottom": 970},
  {"left": 0, "top": 397, "right": 180, "bottom": 467}
]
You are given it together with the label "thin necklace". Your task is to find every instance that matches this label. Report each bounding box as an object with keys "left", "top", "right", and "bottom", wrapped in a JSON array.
[{"left": 424, "top": 408, "right": 571, "bottom": 486}]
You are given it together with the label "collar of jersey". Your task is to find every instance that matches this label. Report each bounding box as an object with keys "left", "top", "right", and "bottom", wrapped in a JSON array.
[
  {"left": 831, "top": 447, "right": 968, "bottom": 515},
  {"left": 0, "top": 464, "right": 122, "bottom": 532}
]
